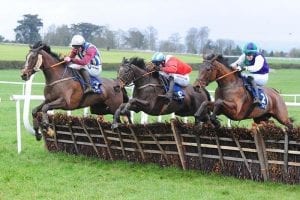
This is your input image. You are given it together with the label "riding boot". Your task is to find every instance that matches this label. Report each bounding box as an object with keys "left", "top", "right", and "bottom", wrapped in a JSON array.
[
  {"left": 80, "top": 69, "right": 93, "bottom": 94},
  {"left": 159, "top": 76, "right": 175, "bottom": 102},
  {"left": 249, "top": 77, "right": 261, "bottom": 105}
]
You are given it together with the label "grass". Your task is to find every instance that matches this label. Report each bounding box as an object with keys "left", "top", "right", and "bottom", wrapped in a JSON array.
[{"left": 0, "top": 69, "right": 300, "bottom": 198}]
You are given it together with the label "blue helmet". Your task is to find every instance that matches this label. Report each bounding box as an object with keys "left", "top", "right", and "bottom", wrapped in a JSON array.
[
  {"left": 243, "top": 42, "right": 258, "bottom": 55},
  {"left": 151, "top": 52, "right": 166, "bottom": 63}
]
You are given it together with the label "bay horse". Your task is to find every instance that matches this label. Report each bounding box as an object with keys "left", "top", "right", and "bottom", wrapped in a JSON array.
[
  {"left": 194, "top": 54, "right": 293, "bottom": 129},
  {"left": 112, "top": 57, "right": 211, "bottom": 128},
  {"left": 21, "top": 42, "right": 131, "bottom": 140}
]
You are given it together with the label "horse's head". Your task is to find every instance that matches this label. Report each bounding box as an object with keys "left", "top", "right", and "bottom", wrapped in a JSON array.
[
  {"left": 21, "top": 42, "right": 46, "bottom": 81},
  {"left": 21, "top": 41, "right": 61, "bottom": 81},
  {"left": 118, "top": 57, "right": 147, "bottom": 86},
  {"left": 194, "top": 53, "right": 230, "bottom": 88}
]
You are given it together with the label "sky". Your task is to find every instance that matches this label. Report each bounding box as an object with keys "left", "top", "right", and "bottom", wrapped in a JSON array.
[{"left": 1, "top": 0, "right": 300, "bottom": 51}]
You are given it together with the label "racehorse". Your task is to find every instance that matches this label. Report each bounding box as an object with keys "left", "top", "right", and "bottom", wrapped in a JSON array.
[
  {"left": 194, "top": 54, "right": 293, "bottom": 129},
  {"left": 21, "top": 41, "right": 131, "bottom": 140},
  {"left": 112, "top": 57, "right": 211, "bottom": 128}
]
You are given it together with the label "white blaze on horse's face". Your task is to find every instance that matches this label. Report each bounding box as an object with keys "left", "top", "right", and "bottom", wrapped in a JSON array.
[{"left": 25, "top": 51, "right": 43, "bottom": 72}]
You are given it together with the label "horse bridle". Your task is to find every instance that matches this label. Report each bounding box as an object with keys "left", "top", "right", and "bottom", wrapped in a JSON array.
[
  {"left": 118, "top": 62, "right": 155, "bottom": 87},
  {"left": 28, "top": 45, "right": 65, "bottom": 72},
  {"left": 196, "top": 56, "right": 238, "bottom": 87}
]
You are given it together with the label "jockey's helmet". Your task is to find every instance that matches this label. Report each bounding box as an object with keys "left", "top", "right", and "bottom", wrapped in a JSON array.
[
  {"left": 243, "top": 42, "right": 258, "bottom": 55},
  {"left": 151, "top": 52, "right": 166, "bottom": 65},
  {"left": 70, "top": 35, "right": 85, "bottom": 46}
]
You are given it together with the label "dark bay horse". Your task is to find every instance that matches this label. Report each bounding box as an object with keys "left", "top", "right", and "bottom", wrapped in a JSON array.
[
  {"left": 21, "top": 42, "right": 131, "bottom": 140},
  {"left": 112, "top": 57, "right": 211, "bottom": 128},
  {"left": 194, "top": 54, "right": 293, "bottom": 129}
]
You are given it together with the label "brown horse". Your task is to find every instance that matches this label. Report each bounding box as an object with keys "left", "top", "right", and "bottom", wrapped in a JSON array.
[
  {"left": 194, "top": 54, "right": 293, "bottom": 129},
  {"left": 112, "top": 57, "right": 211, "bottom": 128},
  {"left": 21, "top": 42, "right": 131, "bottom": 140}
]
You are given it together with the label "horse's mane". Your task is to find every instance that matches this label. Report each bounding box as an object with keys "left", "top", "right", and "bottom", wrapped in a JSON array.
[
  {"left": 205, "top": 53, "right": 230, "bottom": 68},
  {"left": 129, "top": 57, "right": 146, "bottom": 70},
  {"left": 32, "top": 41, "right": 61, "bottom": 61}
]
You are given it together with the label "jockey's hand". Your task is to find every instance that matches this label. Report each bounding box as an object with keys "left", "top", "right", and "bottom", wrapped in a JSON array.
[
  {"left": 236, "top": 65, "right": 242, "bottom": 71},
  {"left": 232, "top": 65, "right": 242, "bottom": 71},
  {"left": 64, "top": 56, "right": 71, "bottom": 62},
  {"left": 153, "top": 65, "right": 161, "bottom": 71}
]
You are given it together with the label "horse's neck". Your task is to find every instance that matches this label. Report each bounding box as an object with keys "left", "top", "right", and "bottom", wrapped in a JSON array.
[
  {"left": 215, "top": 64, "right": 241, "bottom": 87},
  {"left": 133, "top": 66, "right": 159, "bottom": 87},
  {"left": 41, "top": 52, "right": 72, "bottom": 84}
]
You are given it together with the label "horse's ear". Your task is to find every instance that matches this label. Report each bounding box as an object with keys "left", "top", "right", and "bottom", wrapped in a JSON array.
[
  {"left": 203, "top": 53, "right": 215, "bottom": 60},
  {"left": 122, "top": 57, "right": 126, "bottom": 64}
]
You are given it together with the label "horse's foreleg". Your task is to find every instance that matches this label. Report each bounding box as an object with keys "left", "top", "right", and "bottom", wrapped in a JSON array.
[
  {"left": 32, "top": 101, "right": 46, "bottom": 141},
  {"left": 40, "top": 98, "right": 66, "bottom": 136},
  {"left": 194, "top": 101, "right": 214, "bottom": 125},
  {"left": 112, "top": 103, "right": 127, "bottom": 129},
  {"left": 120, "top": 98, "right": 149, "bottom": 114}
]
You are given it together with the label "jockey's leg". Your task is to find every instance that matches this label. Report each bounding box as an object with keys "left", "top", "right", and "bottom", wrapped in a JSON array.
[
  {"left": 159, "top": 76, "right": 174, "bottom": 102},
  {"left": 247, "top": 76, "right": 260, "bottom": 105},
  {"left": 80, "top": 68, "right": 93, "bottom": 94}
]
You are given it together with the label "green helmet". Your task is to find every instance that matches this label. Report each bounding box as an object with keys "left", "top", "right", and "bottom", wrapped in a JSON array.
[{"left": 243, "top": 42, "right": 258, "bottom": 55}]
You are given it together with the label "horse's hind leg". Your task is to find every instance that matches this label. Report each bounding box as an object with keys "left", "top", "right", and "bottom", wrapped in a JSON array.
[{"left": 194, "top": 101, "right": 213, "bottom": 125}]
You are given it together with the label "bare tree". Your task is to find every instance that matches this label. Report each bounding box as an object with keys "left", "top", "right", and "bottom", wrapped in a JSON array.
[
  {"left": 44, "top": 24, "right": 71, "bottom": 46},
  {"left": 185, "top": 27, "right": 198, "bottom": 54},
  {"left": 198, "top": 26, "right": 209, "bottom": 54},
  {"left": 144, "top": 26, "right": 158, "bottom": 50}
]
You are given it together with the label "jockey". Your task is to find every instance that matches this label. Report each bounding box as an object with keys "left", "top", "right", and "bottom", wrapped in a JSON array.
[
  {"left": 230, "top": 42, "right": 270, "bottom": 105},
  {"left": 151, "top": 52, "right": 192, "bottom": 102},
  {"left": 64, "top": 35, "right": 102, "bottom": 94}
]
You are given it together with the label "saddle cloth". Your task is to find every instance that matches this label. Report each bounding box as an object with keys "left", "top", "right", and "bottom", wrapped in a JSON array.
[
  {"left": 161, "top": 75, "right": 185, "bottom": 103},
  {"left": 73, "top": 69, "right": 102, "bottom": 94}
]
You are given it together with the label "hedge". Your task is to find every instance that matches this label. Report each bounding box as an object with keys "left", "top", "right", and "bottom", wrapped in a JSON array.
[{"left": 0, "top": 60, "right": 299, "bottom": 70}]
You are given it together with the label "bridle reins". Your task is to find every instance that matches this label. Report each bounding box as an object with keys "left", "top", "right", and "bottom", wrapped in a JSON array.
[
  {"left": 119, "top": 63, "right": 156, "bottom": 87},
  {"left": 28, "top": 46, "right": 72, "bottom": 86}
]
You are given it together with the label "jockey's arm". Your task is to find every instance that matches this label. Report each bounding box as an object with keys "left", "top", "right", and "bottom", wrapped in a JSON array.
[
  {"left": 161, "top": 65, "right": 177, "bottom": 73},
  {"left": 71, "top": 47, "right": 97, "bottom": 65},
  {"left": 230, "top": 54, "right": 245, "bottom": 67},
  {"left": 244, "top": 55, "right": 264, "bottom": 72}
]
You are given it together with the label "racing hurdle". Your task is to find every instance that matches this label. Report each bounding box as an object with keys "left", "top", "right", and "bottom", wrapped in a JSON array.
[{"left": 41, "top": 113, "right": 300, "bottom": 184}]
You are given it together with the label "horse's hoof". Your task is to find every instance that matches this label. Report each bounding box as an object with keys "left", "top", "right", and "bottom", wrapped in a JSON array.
[
  {"left": 47, "top": 127, "right": 55, "bottom": 137},
  {"left": 35, "top": 133, "right": 42, "bottom": 141}
]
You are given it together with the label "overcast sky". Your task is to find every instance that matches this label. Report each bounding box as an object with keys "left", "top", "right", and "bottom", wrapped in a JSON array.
[{"left": 1, "top": 0, "right": 300, "bottom": 51}]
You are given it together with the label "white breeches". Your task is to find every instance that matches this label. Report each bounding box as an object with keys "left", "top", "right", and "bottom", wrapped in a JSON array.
[
  {"left": 241, "top": 72, "right": 269, "bottom": 86},
  {"left": 68, "top": 63, "right": 102, "bottom": 77},
  {"left": 159, "top": 71, "right": 190, "bottom": 86}
]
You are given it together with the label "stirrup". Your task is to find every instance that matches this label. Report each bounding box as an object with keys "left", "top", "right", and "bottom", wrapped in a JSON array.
[
  {"left": 253, "top": 98, "right": 260, "bottom": 105},
  {"left": 84, "top": 86, "right": 93, "bottom": 94}
]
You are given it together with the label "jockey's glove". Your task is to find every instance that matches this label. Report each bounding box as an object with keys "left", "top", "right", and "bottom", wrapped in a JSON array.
[
  {"left": 242, "top": 66, "right": 248, "bottom": 71},
  {"left": 64, "top": 56, "right": 71, "bottom": 62},
  {"left": 154, "top": 65, "right": 161, "bottom": 71}
]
